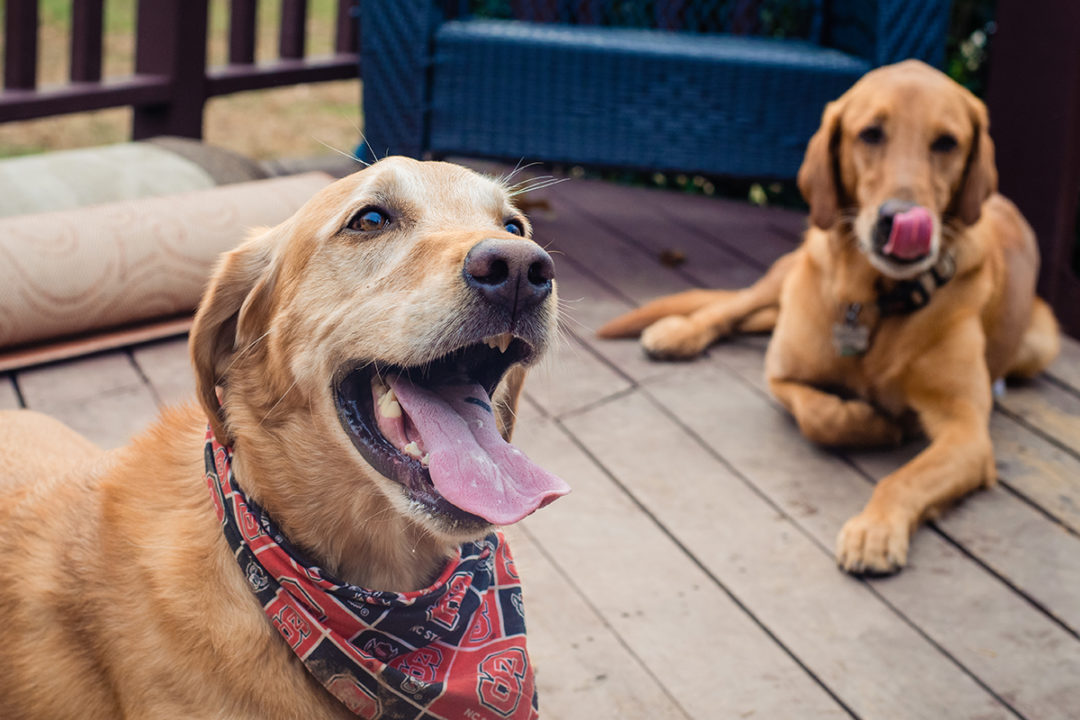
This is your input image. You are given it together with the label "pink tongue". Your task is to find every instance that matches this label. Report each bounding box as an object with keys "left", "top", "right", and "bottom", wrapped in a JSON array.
[
  {"left": 387, "top": 376, "right": 570, "bottom": 525},
  {"left": 882, "top": 206, "right": 933, "bottom": 260}
]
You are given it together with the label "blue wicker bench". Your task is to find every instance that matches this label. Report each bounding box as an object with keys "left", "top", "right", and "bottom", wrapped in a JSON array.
[{"left": 360, "top": 0, "right": 950, "bottom": 179}]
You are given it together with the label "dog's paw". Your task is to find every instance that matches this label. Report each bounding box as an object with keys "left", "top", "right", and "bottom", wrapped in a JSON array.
[
  {"left": 640, "top": 316, "right": 714, "bottom": 360},
  {"left": 835, "top": 509, "right": 911, "bottom": 575}
]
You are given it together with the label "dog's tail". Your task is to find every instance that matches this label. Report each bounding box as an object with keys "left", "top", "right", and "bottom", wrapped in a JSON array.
[{"left": 595, "top": 289, "right": 736, "bottom": 338}]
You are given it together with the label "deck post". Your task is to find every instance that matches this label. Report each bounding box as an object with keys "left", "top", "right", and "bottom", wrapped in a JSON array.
[
  {"left": 986, "top": 0, "right": 1080, "bottom": 337},
  {"left": 132, "top": 0, "right": 210, "bottom": 140}
]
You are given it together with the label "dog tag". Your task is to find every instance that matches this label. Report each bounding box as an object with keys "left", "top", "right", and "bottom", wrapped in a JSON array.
[{"left": 833, "top": 303, "right": 870, "bottom": 356}]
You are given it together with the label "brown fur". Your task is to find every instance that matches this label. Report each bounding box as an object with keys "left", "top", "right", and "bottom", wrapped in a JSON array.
[
  {"left": 598, "top": 61, "right": 1061, "bottom": 573},
  {"left": 0, "top": 157, "right": 556, "bottom": 718}
]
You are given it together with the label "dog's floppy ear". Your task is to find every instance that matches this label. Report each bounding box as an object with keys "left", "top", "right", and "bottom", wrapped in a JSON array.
[
  {"left": 190, "top": 229, "right": 280, "bottom": 443},
  {"left": 797, "top": 98, "right": 846, "bottom": 230},
  {"left": 492, "top": 365, "right": 527, "bottom": 442},
  {"left": 953, "top": 93, "right": 998, "bottom": 225}
]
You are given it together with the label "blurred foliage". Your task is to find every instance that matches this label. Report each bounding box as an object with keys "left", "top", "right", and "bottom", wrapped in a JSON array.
[{"left": 946, "top": 0, "right": 997, "bottom": 96}]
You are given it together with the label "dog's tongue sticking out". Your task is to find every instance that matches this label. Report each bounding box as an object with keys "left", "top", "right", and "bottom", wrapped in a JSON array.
[
  {"left": 385, "top": 376, "right": 570, "bottom": 525},
  {"left": 882, "top": 206, "right": 934, "bottom": 260}
]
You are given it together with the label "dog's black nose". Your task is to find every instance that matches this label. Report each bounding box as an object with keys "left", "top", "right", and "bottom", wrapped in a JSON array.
[
  {"left": 874, "top": 198, "right": 917, "bottom": 249},
  {"left": 463, "top": 238, "right": 554, "bottom": 315}
]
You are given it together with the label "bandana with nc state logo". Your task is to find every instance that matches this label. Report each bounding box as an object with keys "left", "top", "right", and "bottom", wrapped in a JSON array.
[{"left": 204, "top": 427, "right": 539, "bottom": 719}]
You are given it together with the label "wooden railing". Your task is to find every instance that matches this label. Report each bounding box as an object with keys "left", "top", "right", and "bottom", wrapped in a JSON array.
[{"left": 0, "top": 0, "right": 360, "bottom": 139}]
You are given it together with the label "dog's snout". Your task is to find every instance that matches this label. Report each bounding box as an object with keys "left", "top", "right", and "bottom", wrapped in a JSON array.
[{"left": 463, "top": 238, "right": 554, "bottom": 314}]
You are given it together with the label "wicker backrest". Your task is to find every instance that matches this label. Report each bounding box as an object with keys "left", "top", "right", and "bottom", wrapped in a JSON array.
[{"left": 462, "top": 0, "right": 822, "bottom": 40}]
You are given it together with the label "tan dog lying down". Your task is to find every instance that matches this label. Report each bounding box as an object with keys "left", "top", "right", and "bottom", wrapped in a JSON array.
[
  {"left": 599, "top": 60, "right": 1060, "bottom": 575},
  {"left": 0, "top": 158, "right": 569, "bottom": 718}
]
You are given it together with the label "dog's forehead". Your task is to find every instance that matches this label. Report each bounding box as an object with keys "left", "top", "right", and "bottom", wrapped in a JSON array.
[
  {"left": 846, "top": 64, "right": 970, "bottom": 133},
  {"left": 351, "top": 158, "right": 510, "bottom": 216}
]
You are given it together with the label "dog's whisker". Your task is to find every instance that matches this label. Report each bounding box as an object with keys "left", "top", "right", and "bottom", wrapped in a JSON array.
[
  {"left": 220, "top": 328, "right": 274, "bottom": 378},
  {"left": 311, "top": 136, "right": 370, "bottom": 168},
  {"left": 258, "top": 378, "right": 300, "bottom": 428},
  {"left": 510, "top": 177, "right": 570, "bottom": 196}
]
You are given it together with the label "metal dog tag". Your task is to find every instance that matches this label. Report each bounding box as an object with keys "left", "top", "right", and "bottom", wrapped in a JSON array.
[{"left": 833, "top": 303, "right": 870, "bottom": 356}]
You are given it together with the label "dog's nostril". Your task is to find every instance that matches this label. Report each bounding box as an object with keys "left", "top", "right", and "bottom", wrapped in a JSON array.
[
  {"left": 527, "top": 260, "right": 553, "bottom": 287},
  {"left": 476, "top": 259, "right": 510, "bottom": 286}
]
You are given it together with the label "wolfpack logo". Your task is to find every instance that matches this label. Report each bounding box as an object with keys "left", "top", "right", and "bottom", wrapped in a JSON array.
[
  {"left": 511, "top": 591, "right": 526, "bottom": 620},
  {"left": 245, "top": 561, "right": 269, "bottom": 592},
  {"left": 361, "top": 636, "right": 398, "bottom": 662},
  {"left": 427, "top": 573, "right": 472, "bottom": 631}
]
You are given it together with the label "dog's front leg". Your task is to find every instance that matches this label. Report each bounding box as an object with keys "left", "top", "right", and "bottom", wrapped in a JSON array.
[
  {"left": 768, "top": 379, "right": 904, "bottom": 447},
  {"left": 836, "top": 330, "right": 995, "bottom": 574}
]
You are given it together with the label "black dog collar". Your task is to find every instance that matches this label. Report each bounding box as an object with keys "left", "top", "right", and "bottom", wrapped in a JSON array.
[
  {"left": 876, "top": 251, "right": 957, "bottom": 317},
  {"left": 833, "top": 251, "right": 957, "bottom": 356}
]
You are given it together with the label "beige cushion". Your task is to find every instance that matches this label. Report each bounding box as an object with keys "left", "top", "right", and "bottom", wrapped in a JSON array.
[{"left": 0, "top": 172, "right": 333, "bottom": 351}]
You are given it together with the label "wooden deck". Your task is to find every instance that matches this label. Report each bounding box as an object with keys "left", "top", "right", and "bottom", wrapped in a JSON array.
[{"left": 3, "top": 176, "right": 1080, "bottom": 719}]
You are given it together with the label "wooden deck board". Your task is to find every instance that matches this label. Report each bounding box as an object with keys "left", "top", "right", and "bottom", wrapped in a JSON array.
[
  {"left": 15, "top": 352, "right": 161, "bottom": 448},
  {"left": 513, "top": 402, "right": 850, "bottom": 719},
  {"left": 504, "top": 527, "right": 688, "bottom": 720},
  {"left": 6, "top": 172, "right": 1080, "bottom": 719},
  {"left": 131, "top": 336, "right": 196, "bottom": 407},
  {"left": 553, "top": 182, "right": 772, "bottom": 290},
  {"left": 0, "top": 375, "right": 20, "bottom": 409},
  {"left": 557, "top": 389, "right": 1011, "bottom": 719},
  {"left": 996, "top": 377, "right": 1080, "bottom": 460}
]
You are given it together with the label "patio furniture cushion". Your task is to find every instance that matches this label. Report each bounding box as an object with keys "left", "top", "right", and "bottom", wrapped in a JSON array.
[
  {"left": 0, "top": 172, "right": 332, "bottom": 360},
  {"left": 0, "top": 139, "right": 269, "bottom": 219}
]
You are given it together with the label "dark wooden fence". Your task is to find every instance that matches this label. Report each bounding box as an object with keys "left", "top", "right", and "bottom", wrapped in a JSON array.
[{"left": 0, "top": 0, "right": 360, "bottom": 139}]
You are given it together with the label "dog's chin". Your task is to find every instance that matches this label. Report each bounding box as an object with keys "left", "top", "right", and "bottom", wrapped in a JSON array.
[{"left": 332, "top": 334, "right": 536, "bottom": 540}]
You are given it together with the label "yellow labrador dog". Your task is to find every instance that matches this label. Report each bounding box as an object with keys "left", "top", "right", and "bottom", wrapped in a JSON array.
[
  {"left": 599, "top": 61, "right": 1060, "bottom": 574},
  {"left": 0, "top": 158, "right": 568, "bottom": 719}
]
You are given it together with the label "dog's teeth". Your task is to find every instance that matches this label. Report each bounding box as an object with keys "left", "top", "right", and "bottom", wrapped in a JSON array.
[
  {"left": 403, "top": 442, "right": 422, "bottom": 459},
  {"left": 482, "top": 333, "right": 513, "bottom": 353},
  {"left": 420, "top": 453, "right": 430, "bottom": 468},
  {"left": 377, "top": 388, "right": 402, "bottom": 419}
]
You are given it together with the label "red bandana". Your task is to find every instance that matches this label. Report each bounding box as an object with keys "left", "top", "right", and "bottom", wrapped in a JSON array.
[{"left": 204, "top": 428, "right": 539, "bottom": 719}]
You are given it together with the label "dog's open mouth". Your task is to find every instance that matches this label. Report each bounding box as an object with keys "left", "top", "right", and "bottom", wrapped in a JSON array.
[{"left": 334, "top": 334, "right": 570, "bottom": 527}]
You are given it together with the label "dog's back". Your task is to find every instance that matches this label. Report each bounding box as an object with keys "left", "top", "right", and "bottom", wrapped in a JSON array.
[{"left": 0, "top": 411, "right": 117, "bottom": 717}]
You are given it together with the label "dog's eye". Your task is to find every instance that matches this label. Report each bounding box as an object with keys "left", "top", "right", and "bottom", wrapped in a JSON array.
[
  {"left": 931, "top": 133, "right": 958, "bottom": 153},
  {"left": 504, "top": 219, "right": 525, "bottom": 236},
  {"left": 347, "top": 207, "right": 391, "bottom": 233},
  {"left": 858, "top": 126, "right": 885, "bottom": 145}
]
